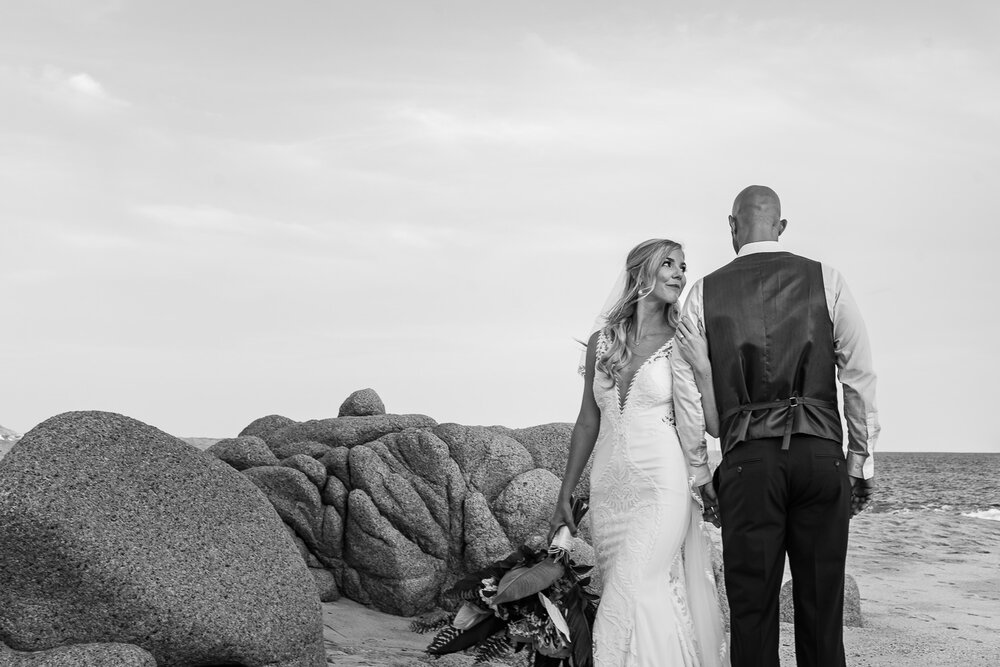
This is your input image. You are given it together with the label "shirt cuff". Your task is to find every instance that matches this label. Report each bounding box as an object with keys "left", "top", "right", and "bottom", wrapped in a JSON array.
[{"left": 846, "top": 452, "right": 873, "bottom": 480}]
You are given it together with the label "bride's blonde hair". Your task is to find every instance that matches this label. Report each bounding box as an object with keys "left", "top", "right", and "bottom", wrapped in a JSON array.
[{"left": 597, "top": 239, "right": 683, "bottom": 382}]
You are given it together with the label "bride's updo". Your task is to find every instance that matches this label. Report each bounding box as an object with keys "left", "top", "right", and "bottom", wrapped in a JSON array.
[{"left": 597, "top": 238, "right": 683, "bottom": 382}]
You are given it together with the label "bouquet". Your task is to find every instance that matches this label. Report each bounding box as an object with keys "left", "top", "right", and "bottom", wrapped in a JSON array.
[{"left": 418, "top": 497, "right": 598, "bottom": 666}]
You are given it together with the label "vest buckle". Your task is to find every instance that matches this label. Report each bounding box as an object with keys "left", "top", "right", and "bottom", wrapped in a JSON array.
[{"left": 788, "top": 396, "right": 799, "bottom": 408}]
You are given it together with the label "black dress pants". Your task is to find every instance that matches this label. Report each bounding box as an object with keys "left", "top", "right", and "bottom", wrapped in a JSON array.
[{"left": 716, "top": 436, "right": 851, "bottom": 667}]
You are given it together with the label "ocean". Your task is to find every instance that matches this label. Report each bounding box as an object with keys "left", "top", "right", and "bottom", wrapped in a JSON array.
[
  {"left": 709, "top": 450, "right": 1000, "bottom": 522},
  {"left": 867, "top": 451, "right": 1000, "bottom": 521}
]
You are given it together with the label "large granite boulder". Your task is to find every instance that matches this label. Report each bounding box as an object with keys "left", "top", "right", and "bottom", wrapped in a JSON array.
[
  {"left": 0, "top": 642, "right": 156, "bottom": 667},
  {"left": 496, "top": 423, "right": 590, "bottom": 497},
  {"left": 271, "top": 440, "right": 332, "bottom": 461},
  {"left": 281, "top": 453, "right": 328, "bottom": 487},
  {"left": 243, "top": 466, "right": 328, "bottom": 565},
  {"left": 269, "top": 414, "right": 438, "bottom": 449},
  {"left": 779, "top": 574, "right": 862, "bottom": 627},
  {"left": 238, "top": 413, "right": 296, "bottom": 443},
  {"left": 342, "top": 430, "right": 466, "bottom": 614},
  {"left": 317, "top": 505, "right": 344, "bottom": 562},
  {"left": 488, "top": 424, "right": 594, "bottom": 543},
  {"left": 321, "top": 475, "right": 348, "bottom": 515},
  {"left": 492, "top": 468, "right": 561, "bottom": 547},
  {"left": 207, "top": 435, "right": 279, "bottom": 470},
  {"left": 462, "top": 491, "right": 514, "bottom": 571},
  {"left": 338, "top": 388, "right": 386, "bottom": 417},
  {"left": 433, "top": 424, "right": 534, "bottom": 502},
  {"left": 342, "top": 490, "right": 445, "bottom": 615},
  {"left": 285, "top": 526, "right": 323, "bottom": 568},
  {"left": 0, "top": 411, "right": 325, "bottom": 667},
  {"left": 319, "top": 446, "right": 350, "bottom": 485},
  {"left": 0, "top": 641, "right": 157, "bottom": 666},
  {"left": 309, "top": 567, "right": 340, "bottom": 603}
]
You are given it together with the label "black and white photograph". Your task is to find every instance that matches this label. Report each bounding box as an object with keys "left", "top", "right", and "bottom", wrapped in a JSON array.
[{"left": 1, "top": 2, "right": 998, "bottom": 666}]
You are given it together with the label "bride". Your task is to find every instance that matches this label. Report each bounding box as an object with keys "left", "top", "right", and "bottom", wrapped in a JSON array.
[{"left": 549, "top": 238, "right": 728, "bottom": 666}]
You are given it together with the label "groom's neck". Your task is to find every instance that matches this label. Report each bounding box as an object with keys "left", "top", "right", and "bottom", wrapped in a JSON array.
[{"left": 736, "top": 231, "right": 780, "bottom": 252}]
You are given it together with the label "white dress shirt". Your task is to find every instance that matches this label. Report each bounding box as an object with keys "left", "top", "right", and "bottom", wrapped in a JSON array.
[{"left": 672, "top": 241, "right": 880, "bottom": 483}]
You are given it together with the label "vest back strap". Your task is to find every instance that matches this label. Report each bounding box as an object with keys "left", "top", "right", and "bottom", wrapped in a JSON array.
[{"left": 720, "top": 396, "right": 838, "bottom": 450}]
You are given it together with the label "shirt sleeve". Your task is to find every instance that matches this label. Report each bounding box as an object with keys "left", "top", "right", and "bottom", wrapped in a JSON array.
[
  {"left": 824, "top": 264, "right": 880, "bottom": 480},
  {"left": 671, "top": 280, "right": 713, "bottom": 487}
]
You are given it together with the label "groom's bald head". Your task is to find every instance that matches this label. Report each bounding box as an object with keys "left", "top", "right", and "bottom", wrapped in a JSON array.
[
  {"left": 732, "top": 185, "right": 781, "bottom": 223},
  {"left": 729, "top": 185, "right": 787, "bottom": 253}
]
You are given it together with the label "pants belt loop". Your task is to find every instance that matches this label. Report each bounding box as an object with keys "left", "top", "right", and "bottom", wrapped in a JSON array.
[{"left": 781, "top": 395, "right": 798, "bottom": 450}]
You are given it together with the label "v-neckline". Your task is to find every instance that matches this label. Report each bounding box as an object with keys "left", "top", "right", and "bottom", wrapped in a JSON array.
[{"left": 614, "top": 337, "right": 673, "bottom": 414}]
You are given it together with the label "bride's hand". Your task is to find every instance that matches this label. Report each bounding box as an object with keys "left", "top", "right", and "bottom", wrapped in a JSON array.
[
  {"left": 675, "top": 316, "right": 710, "bottom": 373},
  {"left": 547, "top": 497, "right": 577, "bottom": 543}
]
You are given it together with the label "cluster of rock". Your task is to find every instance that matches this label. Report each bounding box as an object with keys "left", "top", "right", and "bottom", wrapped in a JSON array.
[{"left": 206, "top": 388, "right": 594, "bottom": 616}]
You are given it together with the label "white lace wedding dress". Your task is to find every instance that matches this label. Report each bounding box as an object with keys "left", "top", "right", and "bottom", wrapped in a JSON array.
[{"left": 590, "top": 333, "right": 728, "bottom": 666}]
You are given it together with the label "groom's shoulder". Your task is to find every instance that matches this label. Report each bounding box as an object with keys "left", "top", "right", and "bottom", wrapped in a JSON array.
[
  {"left": 784, "top": 251, "right": 824, "bottom": 268},
  {"left": 783, "top": 251, "right": 839, "bottom": 276},
  {"left": 771, "top": 253, "right": 842, "bottom": 288}
]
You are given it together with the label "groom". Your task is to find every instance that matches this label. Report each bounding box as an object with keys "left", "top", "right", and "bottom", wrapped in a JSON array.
[{"left": 673, "top": 185, "right": 880, "bottom": 667}]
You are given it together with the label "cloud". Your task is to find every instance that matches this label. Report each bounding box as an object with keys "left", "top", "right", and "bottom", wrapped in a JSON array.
[
  {"left": 134, "top": 204, "right": 318, "bottom": 239},
  {"left": 521, "top": 33, "right": 596, "bottom": 76},
  {"left": 136, "top": 203, "right": 447, "bottom": 252},
  {"left": 54, "top": 231, "right": 138, "bottom": 250},
  {"left": 390, "top": 105, "right": 555, "bottom": 145},
  {"left": 38, "top": 65, "right": 129, "bottom": 112},
  {"left": 1, "top": 267, "right": 61, "bottom": 286},
  {"left": 238, "top": 141, "right": 328, "bottom": 174},
  {"left": 65, "top": 72, "right": 107, "bottom": 98},
  {"left": 367, "top": 220, "right": 627, "bottom": 257},
  {"left": 383, "top": 223, "right": 443, "bottom": 249}
]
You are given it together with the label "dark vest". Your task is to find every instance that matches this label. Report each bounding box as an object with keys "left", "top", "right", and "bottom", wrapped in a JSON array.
[{"left": 703, "top": 251, "right": 843, "bottom": 455}]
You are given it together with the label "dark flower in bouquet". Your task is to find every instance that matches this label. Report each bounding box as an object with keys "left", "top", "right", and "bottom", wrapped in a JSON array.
[{"left": 417, "top": 497, "right": 598, "bottom": 666}]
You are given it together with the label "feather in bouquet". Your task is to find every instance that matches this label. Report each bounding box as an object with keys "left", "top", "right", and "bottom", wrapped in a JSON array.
[{"left": 418, "top": 497, "right": 598, "bottom": 666}]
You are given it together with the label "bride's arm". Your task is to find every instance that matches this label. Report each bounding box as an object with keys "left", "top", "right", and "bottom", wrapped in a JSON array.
[
  {"left": 548, "top": 331, "right": 601, "bottom": 540},
  {"left": 676, "top": 317, "right": 720, "bottom": 438},
  {"left": 693, "top": 365, "right": 720, "bottom": 439}
]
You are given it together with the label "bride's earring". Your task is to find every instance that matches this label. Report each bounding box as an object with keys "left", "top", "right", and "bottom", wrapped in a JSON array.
[{"left": 638, "top": 284, "right": 654, "bottom": 299}]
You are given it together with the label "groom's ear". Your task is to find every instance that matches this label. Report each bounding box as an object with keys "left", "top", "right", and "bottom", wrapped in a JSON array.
[{"left": 777, "top": 218, "right": 788, "bottom": 236}]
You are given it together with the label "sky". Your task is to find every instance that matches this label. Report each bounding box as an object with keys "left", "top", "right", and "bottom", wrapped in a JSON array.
[{"left": 1, "top": 1, "right": 998, "bottom": 452}]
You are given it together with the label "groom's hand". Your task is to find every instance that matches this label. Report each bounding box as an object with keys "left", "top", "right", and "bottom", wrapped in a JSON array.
[
  {"left": 849, "top": 476, "right": 875, "bottom": 517},
  {"left": 699, "top": 482, "right": 721, "bottom": 528}
]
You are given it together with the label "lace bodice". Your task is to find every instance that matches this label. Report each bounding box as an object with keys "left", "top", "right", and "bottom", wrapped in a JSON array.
[{"left": 592, "top": 332, "right": 676, "bottom": 428}]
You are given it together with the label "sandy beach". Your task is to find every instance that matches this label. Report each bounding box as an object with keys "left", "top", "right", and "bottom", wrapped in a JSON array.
[
  {"left": 834, "top": 511, "right": 1000, "bottom": 666},
  {"left": 322, "top": 510, "right": 1000, "bottom": 666}
]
